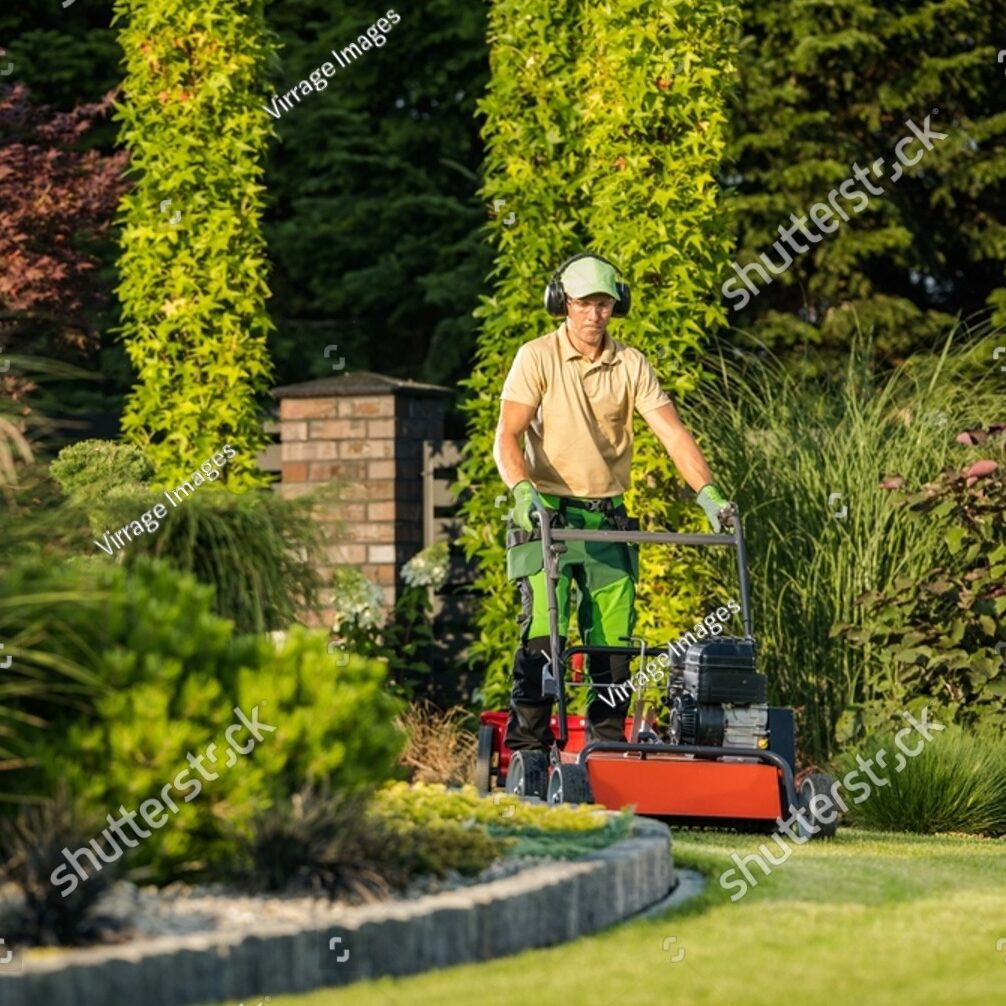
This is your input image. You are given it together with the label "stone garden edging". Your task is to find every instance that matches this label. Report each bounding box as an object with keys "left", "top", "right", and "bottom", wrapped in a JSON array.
[{"left": 0, "top": 815, "right": 673, "bottom": 1006}]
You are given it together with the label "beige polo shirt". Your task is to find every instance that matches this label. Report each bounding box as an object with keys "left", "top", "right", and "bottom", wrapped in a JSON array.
[{"left": 500, "top": 322, "right": 671, "bottom": 497}]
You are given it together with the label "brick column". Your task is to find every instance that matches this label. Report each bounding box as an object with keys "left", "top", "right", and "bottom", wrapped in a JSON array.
[{"left": 272, "top": 372, "right": 450, "bottom": 628}]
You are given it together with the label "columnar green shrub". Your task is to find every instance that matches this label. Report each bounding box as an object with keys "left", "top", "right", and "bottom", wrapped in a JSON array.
[
  {"left": 458, "top": 0, "right": 739, "bottom": 707},
  {"left": 112, "top": 0, "right": 278, "bottom": 488}
]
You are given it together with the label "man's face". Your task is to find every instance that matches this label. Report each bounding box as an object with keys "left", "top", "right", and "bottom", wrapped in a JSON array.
[{"left": 565, "top": 292, "right": 616, "bottom": 344}]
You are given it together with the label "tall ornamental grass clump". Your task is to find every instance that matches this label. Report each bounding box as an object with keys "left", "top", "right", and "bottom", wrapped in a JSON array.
[
  {"left": 833, "top": 727, "right": 1006, "bottom": 836},
  {"left": 685, "top": 324, "right": 1005, "bottom": 759},
  {"left": 50, "top": 438, "right": 334, "bottom": 633}
]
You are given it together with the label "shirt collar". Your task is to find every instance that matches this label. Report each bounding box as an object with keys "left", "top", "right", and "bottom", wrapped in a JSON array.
[{"left": 559, "top": 322, "right": 618, "bottom": 364}]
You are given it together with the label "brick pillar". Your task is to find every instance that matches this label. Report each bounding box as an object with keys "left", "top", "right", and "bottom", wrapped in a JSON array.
[{"left": 272, "top": 372, "right": 450, "bottom": 628}]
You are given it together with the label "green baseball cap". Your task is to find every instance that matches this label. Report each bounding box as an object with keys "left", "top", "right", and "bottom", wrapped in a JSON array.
[{"left": 561, "top": 256, "right": 620, "bottom": 300}]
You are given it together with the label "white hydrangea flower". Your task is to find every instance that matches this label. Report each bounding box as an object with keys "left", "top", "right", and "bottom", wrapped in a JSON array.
[
  {"left": 330, "top": 567, "right": 385, "bottom": 631},
  {"left": 400, "top": 541, "right": 450, "bottom": 590}
]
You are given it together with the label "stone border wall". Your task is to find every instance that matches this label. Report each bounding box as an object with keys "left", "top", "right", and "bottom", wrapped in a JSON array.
[{"left": 0, "top": 817, "right": 673, "bottom": 1006}]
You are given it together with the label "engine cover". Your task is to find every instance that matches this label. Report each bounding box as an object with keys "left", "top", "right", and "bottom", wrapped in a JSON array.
[
  {"left": 668, "top": 697, "right": 769, "bottom": 749},
  {"left": 683, "top": 638, "right": 767, "bottom": 705},
  {"left": 664, "top": 637, "right": 770, "bottom": 750}
]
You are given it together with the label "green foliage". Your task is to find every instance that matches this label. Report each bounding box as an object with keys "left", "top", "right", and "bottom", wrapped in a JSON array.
[
  {"left": 372, "top": 782, "right": 634, "bottom": 865},
  {"left": 330, "top": 544, "right": 450, "bottom": 698},
  {"left": 121, "top": 488, "right": 330, "bottom": 633},
  {"left": 724, "top": 0, "right": 1006, "bottom": 363},
  {"left": 0, "top": 355, "right": 101, "bottom": 505},
  {"left": 371, "top": 783, "right": 511, "bottom": 879},
  {"left": 49, "top": 438, "right": 154, "bottom": 500},
  {"left": 684, "top": 325, "right": 1005, "bottom": 759},
  {"left": 836, "top": 424, "right": 1006, "bottom": 738},
  {"left": 832, "top": 727, "right": 1006, "bottom": 836},
  {"left": 2, "top": 557, "right": 406, "bottom": 880},
  {"left": 458, "top": 0, "right": 739, "bottom": 708},
  {"left": 0, "top": 2, "right": 492, "bottom": 415},
  {"left": 111, "top": 0, "right": 277, "bottom": 487}
]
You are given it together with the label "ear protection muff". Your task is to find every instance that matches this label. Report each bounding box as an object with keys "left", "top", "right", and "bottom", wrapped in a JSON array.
[{"left": 543, "top": 252, "right": 631, "bottom": 318}]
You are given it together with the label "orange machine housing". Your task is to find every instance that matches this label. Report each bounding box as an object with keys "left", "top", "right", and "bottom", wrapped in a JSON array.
[{"left": 480, "top": 710, "right": 785, "bottom": 821}]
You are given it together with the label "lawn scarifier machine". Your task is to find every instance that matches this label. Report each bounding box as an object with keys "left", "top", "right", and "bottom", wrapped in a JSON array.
[{"left": 474, "top": 503, "right": 838, "bottom": 837}]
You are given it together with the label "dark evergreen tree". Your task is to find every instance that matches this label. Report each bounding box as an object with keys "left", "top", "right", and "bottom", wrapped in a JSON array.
[
  {"left": 261, "top": 0, "right": 492, "bottom": 408},
  {"left": 723, "top": 0, "right": 1006, "bottom": 364}
]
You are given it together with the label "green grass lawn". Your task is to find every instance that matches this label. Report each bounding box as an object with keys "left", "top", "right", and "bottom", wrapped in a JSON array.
[{"left": 211, "top": 828, "right": 1006, "bottom": 1006}]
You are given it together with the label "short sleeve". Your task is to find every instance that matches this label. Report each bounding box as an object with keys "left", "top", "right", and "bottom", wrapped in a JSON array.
[
  {"left": 500, "top": 343, "right": 544, "bottom": 407},
  {"left": 633, "top": 353, "right": 672, "bottom": 416}
]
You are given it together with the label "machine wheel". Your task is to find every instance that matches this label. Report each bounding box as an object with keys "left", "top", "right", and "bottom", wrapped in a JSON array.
[
  {"left": 798, "top": 772, "right": 841, "bottom": 839},
  {"left": 474, "top": 724, "right": 496, "bottom": 795},
  {"left": 506, "top": 750, "right": 549, "bottom": 800},
  {"left": 546, "top": 763, "right": 593, "bottom": 805}
]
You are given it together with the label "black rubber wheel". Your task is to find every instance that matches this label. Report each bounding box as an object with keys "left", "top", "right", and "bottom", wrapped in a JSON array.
[
  {"left": 506, "top": 750, "right": 550, "bottom": 800},
  {"left": 799, "top": 772, "right": 841, "bottom": 839},
  {"left": 474, "top": 725, "right": 496, "bottom": 795},
  {"left": 546, "top": 763, "right": 593, "bottom": 805}
]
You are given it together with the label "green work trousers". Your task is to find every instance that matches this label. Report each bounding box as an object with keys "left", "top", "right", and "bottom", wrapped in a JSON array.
[{"left": 504, "top": 496, "right": 638, "bottom": 752}]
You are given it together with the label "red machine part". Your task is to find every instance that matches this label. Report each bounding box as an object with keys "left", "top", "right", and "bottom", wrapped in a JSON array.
[
  {"left": 564, "top": 748, "right": 783, "bottom": 819},
  {"left": 479, "top": 709, "right": 785, "bottom": 822},
  {"left": 569, "top": 651, "right": 584, "bottom": 682}
]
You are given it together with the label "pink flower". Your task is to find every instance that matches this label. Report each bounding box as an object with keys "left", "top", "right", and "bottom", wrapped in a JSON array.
[
  {"left": 964, "top": 459, "right": 998, "bottom": 479},
  {"left": 964, "top": 459, "right": 997, "bottom": 487},
  {"left": 879, "top": 476, "right": 904, "bottom": 490},
  {"left": 955, "top": 432, "right": 975, "bottom": 445}
]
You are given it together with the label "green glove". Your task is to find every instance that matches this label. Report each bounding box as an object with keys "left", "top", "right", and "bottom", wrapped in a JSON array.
[
  {"left": 511, "top": 480, "right": 544, "bottom": 532},
  {"left": 696, "top": 483, "right": 736, "bottom": 533}
]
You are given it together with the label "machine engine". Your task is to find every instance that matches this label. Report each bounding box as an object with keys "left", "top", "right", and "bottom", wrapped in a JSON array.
[{"left": 663, "top": 637, "right": 769, "bottom": 750}]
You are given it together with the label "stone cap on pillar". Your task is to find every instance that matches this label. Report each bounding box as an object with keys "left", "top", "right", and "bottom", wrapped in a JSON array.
[{"left": 272, "top": 371, "right": 452, "bottom": 400}]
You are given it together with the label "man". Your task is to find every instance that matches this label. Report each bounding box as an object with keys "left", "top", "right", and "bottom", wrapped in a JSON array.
[{"left": 493, "top": 252, "right": 734, "bottom": 754}]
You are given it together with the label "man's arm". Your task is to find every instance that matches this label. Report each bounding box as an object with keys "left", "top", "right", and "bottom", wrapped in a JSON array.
[
  {"left": 493, "top": 399, "right": 538, "bottom": 489},
  {"left": 641, "top": 402, "right": 715, "bottom": 492}
]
